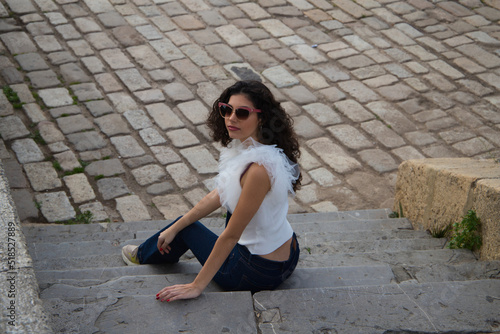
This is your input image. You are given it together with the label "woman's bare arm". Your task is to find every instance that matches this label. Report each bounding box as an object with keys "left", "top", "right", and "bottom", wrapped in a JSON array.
[{"left": 157, "top": 189, "right": 221, "bottom": 254}]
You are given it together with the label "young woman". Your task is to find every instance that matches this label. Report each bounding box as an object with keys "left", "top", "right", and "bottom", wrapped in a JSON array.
[{"left": 122, "top": 80, "right": 302, "bottom": 302}]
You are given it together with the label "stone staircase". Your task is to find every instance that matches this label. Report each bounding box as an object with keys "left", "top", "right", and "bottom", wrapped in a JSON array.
[{"left": 23, "top": 209, "right": 500, "bottom": 333}]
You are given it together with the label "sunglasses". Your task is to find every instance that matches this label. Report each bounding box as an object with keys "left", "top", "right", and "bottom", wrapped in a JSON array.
[{"left": 218, "top": 102, "right": 261, "bottom": 120}]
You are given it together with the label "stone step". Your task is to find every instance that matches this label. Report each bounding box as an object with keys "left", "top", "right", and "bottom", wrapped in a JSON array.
[
  {"left": 38, "top": 265, "right": 396, "bottom": 298},
  {"left": 254, "top": 280, "right": 500, "bottom": 333},
  {"left": 22, "top": 216, "right": 411, "bottom": 242},
  {"left": 34, "top": 248, "right": 479, "bottom": 284},
  {"left": 27, "top": 228, "right": 429, "bottom": 260},
  {"left": 40, "top": 280, "right": 500, "bottom": 334},
  {"left": 42, "top": 291, "right": 257, "bottom": 334}
]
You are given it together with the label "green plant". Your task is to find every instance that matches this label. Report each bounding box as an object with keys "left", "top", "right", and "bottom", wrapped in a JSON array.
[
  {"left": 304, "top": 247, "right": 312, "bottom": 254},
  {"left": 52, "top": 160, "right": 62, "bottom": 171},
  {"left": 63, "top": 167, "right": 84, "bottom": 176},
  {"left": 30, "top": 130, "right": 46, "bottom": 145},
  {"left": 448, "top": 210, "right": 482, "bottom": 250},
  {"left": 94, "top": 174, "right": 104, "bottom": 180},
  {"left": 62, "top": 211, "right": 94, "bottom": 225},
  {"left": 429, "top": 223, "right": 452, "bottom": 238}
]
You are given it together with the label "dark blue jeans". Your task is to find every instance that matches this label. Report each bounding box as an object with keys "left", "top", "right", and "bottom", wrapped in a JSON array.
[{"left": 137, "top": 214, "right": 300, "bottom": 293}]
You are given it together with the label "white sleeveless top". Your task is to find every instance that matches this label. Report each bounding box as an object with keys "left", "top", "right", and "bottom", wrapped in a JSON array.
[{"left": 215, "top": 138, "right": 300, "bottom": 255}]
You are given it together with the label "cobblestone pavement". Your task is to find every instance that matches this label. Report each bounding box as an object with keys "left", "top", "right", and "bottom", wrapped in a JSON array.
[{"left": 0, "top": 0, "right": 499, "bottom": 224}]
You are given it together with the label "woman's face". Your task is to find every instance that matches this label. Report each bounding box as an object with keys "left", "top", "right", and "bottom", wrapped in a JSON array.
[{"left": 224, "top": 94, "right": 260, "bottom": 142}]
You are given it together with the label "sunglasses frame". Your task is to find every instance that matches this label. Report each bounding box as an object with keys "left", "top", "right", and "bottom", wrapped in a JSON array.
[{"left": 218, "top": 102, "right": 262, "bottom": 120}]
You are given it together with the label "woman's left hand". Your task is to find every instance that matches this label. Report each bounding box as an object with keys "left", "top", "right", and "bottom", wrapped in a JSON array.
[{"left": 156, "top": 283, "right": 203, "bottom": 302}]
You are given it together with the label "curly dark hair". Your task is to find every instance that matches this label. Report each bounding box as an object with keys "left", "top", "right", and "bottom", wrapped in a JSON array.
[{"left": 207, "top": 80, "right": 301, "bottom": 191}]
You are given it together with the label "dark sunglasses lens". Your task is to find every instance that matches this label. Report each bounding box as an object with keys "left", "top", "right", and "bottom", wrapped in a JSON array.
[
  {"left": 235, "top": 108, "right": 250, "bottom": 120},
  {"left": 220, "top": 104, "right": 232, "bottom": 117}
]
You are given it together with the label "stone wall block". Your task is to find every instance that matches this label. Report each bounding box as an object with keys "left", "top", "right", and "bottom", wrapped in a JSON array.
[{"left": 394, "top": 158, "right": 500, "bottom": 260}]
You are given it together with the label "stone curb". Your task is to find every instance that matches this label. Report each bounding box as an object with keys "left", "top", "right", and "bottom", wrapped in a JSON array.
[{"left": 0, "top": 160, "right": 53, "bottom": 333}]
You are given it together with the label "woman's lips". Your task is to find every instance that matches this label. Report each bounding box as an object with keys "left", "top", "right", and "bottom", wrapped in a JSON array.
[{"left": 227, "top": 126, "right": 239, "bottom": 131}]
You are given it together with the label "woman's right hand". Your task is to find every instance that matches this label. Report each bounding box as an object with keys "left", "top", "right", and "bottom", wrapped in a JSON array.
[{"left": 157, "top": 228, "right": 176, "bottom": 255}]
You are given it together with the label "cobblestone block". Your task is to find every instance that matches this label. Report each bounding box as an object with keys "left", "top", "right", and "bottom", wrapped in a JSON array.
[
  {"left": 206, "top": 43, "right": 243, "bottom": 64},
  {"left": 85, "top": 159, "right": 125, "bottom": 177},
  {"left": 24, "top": 161, "right": 62, "bottom": 191},
  {"left": 404, "top": 131, "right": 437, "bottom": 146},
  {"left": 3, "top": 159, "right": 28, "bottom": 188},
  {"left": 309, "top": 167, "right": 342, "bottom": 187},
  {"left": 293, "top": 115, "right": 325, "bottom": 139},
  {"left": 94, "top": 114, "right": 130, "bottom": 137},
  {"left": 391, "top": 146, "right": 426, "bottom": 161},
  {"left": 171, "top": 59, "right": 207, "bottom": 85},
  {"left": 116, "top": 68, "right": 151, "bottom": 92},
  {"left": 38, "top": 88, "right": 74, "bottom": 108},
  {"left": 60, "top": 62, "right": 92, "bottom": 83},
  {"left": 358, "top": 149, "right": 398, "bottom": 173},
  {"left": 67, "top": 39, "right": 94, "bottom": 56},
  {"left": 367, "top": 101, "right": 417, "bottom": 133},
  {"left": 166, "top": 128, "right": 200, "bottom": 148},
  {"left": 55, "top": 24, "right": 82, "bottom": 40},
  {"left": 259, "top": 19, "right": 295, "bottom": 37},
  {"left": 110, "top": 135, "right": 146, "bottom": 158},
  {"left": 14, "top": 53, "right": 49, "bottom": 71},
  {"left": 452, "top": 137, "right": 495, "bottom": 156},
  {"left": 180, "top": 146, "right": 218, "bottom": 174},
  {"left": 146, "top": 181, "right": 174, "bottom": 195},
  {"left": 338, "top": 81, "right": 379, "bottom": 103},
  {"left": 328, "top": 124, "right": 373, "bottom": 150},
  {"left": 101, "top": 48, "right": 134, "bottom": 69},
  {"left": 162, "top": 83, "right": 194, "bottom": 104},
  {"left": 21, "top": 103, "right": 45, "bottom": 124},
  {"left": 108, "top": 92, "right": 140, "bottom": 113},
  {"left": 177, "top": 100, "right": 210, "bottom": 125},
  {"left": 334, "top": 100, "right": 375, "bottom": 123},
  {"left": 150, "top": 39, "right": 185, "bottom": 62},
  {"left": 262, "top": 65, "right": 299, "bottom": 88},
  {"left": 126, "top": 45, "right": 164, "bottom": 70},
  {"left": 360, "top": 120, "right": 406, "bottom": 149},
  {"left": 0, "top": 115, "right": 30, "bottom": 140},
  {"left": 79, "top": 201, "right": 109, "bottom": 222},
  {"left": 48, "top": 105, "right": 81, "bottom": 119},
  {"left": 85, "top": 100, "right": 113, "bottom": 117},
  {"left": 146, "top": 103, "right": 184, "bottom": 130},
  {"left": 303, "top": 103, "right": 342, "bottom": 126},
  {"left": 11, "top": 139, "right": 44, "bottom": 163},
  {"left": 47, "top": 51, "right": 77, "bottom": 65},
  {"left": 95, "top": 73, "right": 122, "bottom": 92},
  {"left": 57, "top": 115, "right": 94, "bottom": 134},
  {"left": 298, "top": 71, "right": 329, "bottom": 90},
  {"left": 283, "top": 85, "right": 318, "bottom": 104},
  {"left": 151, "top": 194, "right": 189, "bottom": 219},
  {"left": 149, "top": 146, "right": 181, "bottom": 166},
  {"left": 167, "top": 162, "right": 198, "bottom": 188},
  {"left": 215, "top": 24, "right": 252, "bottom": 47},
  {"left": 456, "top": 44, "right": 500, "bottom": 68},
  {"left": 53, "top": 150, "right": 81, "bottom": 172},
  {"left": 10, "top": 84, "right": 35, "bottom": 105},
  {"left": 35, "top": 191, "right": 76, "bottom": 222},
  {"left": 97, "top": 177, "right": 130, "bottom": 200},
  {"left": 123, "top": 109, "right": 153, "bottom": 130},
  {"left": 26, "top": 70, "right": 60, "bottom": 88},
  {"left": 64, "top": 173, "right": 96, "bottom": 204},
  {"left": 131, "top": 164, "right": 167, "bottom": 186},
  {"left": 0, "top": 32, "right": 37, "bottom": 54},
  {"left": 67, "top": 132, "right": 107, "bottom": 152},
  {"left": 139, "top": 128, "right": 167, "bottom": 146},
  {"left": 307, "top": 137, "right": 362, "bottom": 174},
  {"left": 116, "top": 194, "right": 151, "bottom": 221}
]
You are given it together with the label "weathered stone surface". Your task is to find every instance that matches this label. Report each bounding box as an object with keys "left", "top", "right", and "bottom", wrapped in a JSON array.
[
  {"left": 11, "top": 139, "right": 44, "bottom": 163},
  {"left": 35, "top": 191, "right": 76, "bottom": 222},
  {"left": 394, "top": 158, "right": 500, "bottom": 260},
  {"left": 0, "top": 115, "right": 30, "bottom": 140},
  {"left": 115, "top": 195, "right": 151, "bottom": 221},
  {"left": 97, "top": 177, "right": 130, "bottom": 200},
  {"left": 63, "top": 173, "right": 96, "bottom": 204}
]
